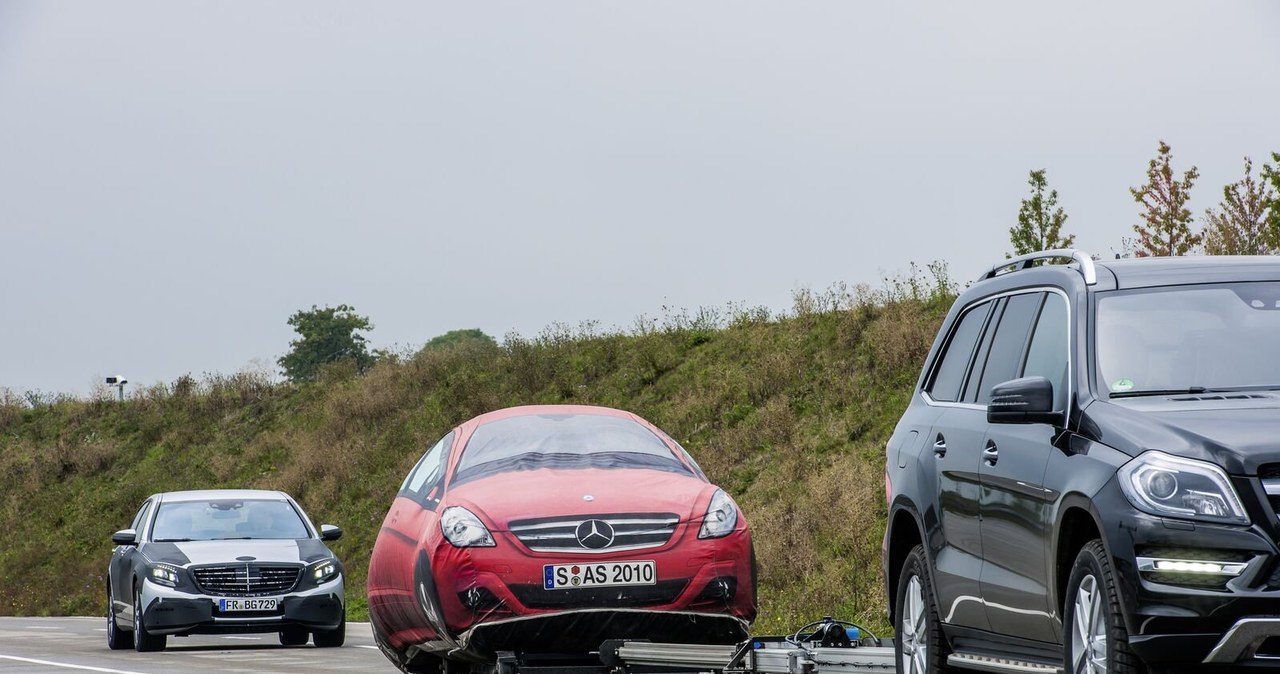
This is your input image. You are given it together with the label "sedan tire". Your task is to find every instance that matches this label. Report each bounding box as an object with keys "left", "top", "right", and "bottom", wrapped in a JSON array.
[
  {"left": 106, "top": 583, "right": 130, "bottom": 650},
  {"left": 314, "top": 614, "right": 346, "bottom": 648},
  {"left": 132, "top": 586, "right": 167, "bottom": 652},
  {"left": 279, "top": 627, "right": 309, "bottom": 646}
]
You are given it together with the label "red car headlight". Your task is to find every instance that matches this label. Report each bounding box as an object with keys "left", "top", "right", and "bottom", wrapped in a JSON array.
[
  {"left": 441, "top": 507, "right": 496, "bottom": 547},
  {"left": 698, "top": 489, "right": 739, "bottom": 539}
]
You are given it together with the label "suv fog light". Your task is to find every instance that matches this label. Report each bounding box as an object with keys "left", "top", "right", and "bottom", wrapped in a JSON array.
[{"left": 1136, "top": 557, "right": 1247, "bottom": 576}]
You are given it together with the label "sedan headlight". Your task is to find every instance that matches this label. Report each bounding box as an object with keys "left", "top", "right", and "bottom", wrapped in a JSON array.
[
  {"left": 309, "top": 559, "right": 340, "bottom": 584},
  {"left": 441, "top": 507, "right": 495, "bottom": 547},
  {"left": 698, "top": 489, "right": 739, "bottom": 539},
  {"left": 1118, "top": 451, "right": 1248, "bottom": 525},
  {"left": 149, "top": 564, "right": 180, "bottom": 588}
]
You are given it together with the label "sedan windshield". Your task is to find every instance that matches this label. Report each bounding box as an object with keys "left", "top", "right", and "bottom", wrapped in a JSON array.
[
  {"left": 1096, "top": 282, "right": 1280, "bottom": 396},
  {"left": 151, "top": 499, "right": 310, "bottom": 541},
  {"left": 453, "top": 414, "right": 690, "bottom": 485}
]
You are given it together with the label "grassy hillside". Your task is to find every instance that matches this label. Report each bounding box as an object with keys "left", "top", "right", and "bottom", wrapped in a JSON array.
[{"left": 0, "top": 282, "right": 953, "bottom": 637}]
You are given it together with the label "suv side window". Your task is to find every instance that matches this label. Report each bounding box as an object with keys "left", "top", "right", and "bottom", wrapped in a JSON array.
[
  {"left": 927, "top": 301, "right": 993, "bottom": 402},
  {"left": 975, "top": 292, "right": 1045, "bottom": 404},
  {"left": 1022, "top": 292, "right": 1069, "bottom": 410},
  {"left": 401, "top": 432, "right": 454, "bottom": 505}
]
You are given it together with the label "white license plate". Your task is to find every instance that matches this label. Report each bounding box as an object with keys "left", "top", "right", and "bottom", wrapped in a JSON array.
[
  {"left": 216, "top": 597, "right": 279, "bottom": 612},
  {"left": 543, "top": 561, "right": 656, "bottom": 590}
]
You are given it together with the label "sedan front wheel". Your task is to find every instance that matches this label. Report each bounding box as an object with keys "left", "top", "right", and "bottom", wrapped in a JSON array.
[{"left": 132, "top": 586, "right": 167, "bottom": 652}]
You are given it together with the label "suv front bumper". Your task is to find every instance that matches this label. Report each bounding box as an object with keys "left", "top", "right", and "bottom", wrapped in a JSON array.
[{"left": 1097, "top": 482, "right": 1280, "bottom": 666}]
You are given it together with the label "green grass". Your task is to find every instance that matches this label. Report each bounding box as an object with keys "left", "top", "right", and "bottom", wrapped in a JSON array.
[{"left": 0, "top": 280, "right": 954, "bottom": 639}]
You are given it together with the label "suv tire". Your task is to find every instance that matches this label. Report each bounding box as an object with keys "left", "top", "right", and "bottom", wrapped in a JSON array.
[
  {"left": 1064, "top": 540, "right": 1142, "bottom": 674},
  {"left": 895, "top": 544, "right": 950, "bottom": 673}
]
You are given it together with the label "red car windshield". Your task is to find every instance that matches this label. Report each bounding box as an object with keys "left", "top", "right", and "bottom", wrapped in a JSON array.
[{"left": 452, "top": 414, "right": 691, "bottom": 485}]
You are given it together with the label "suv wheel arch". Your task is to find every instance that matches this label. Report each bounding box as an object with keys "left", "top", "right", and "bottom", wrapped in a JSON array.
[{"left": 885, "top": 505, "right": 927, "bottom": 624}]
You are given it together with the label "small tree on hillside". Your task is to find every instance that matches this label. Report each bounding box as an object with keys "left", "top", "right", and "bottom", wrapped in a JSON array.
[
  {"left": 1263, "top": 152, "right": 1280, "bottom": 246},
  {"left": 420, "top": 328, "right": 497, "bottom": 352},
  {"left": 1130, "top": 140, "right": 1201, "bottom": 257},
  {"left": 1009, "top": 169, "right": 1075, "bottom": 257},
  {"left": 1202, "top": 156, "right": 1279, "bottom": 255},
  {"left": 278, "top": 304, "right": 375, "bottom": 382}
]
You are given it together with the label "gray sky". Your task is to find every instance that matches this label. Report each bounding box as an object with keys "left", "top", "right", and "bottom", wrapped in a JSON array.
[{"left": 3, "top": 2, "right": 1279, "bottom": 396}]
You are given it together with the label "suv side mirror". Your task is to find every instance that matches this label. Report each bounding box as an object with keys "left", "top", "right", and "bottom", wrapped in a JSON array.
[
  {"left": 988, "top": 376, "right": 1061, "bottom": 425},
  {"left": 319, "top": 524, "right": 343, "bottom": 542},
  {"left": 111, "top": 529, "right": 138, "bottom": 545}
]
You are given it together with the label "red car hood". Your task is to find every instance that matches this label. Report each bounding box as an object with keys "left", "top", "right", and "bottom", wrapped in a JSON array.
[{"left": 446, "top": 468, "right": 714, "bottom": 530}]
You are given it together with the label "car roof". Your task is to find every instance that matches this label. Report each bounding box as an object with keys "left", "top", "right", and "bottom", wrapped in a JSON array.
[
  {"left": 464, "top": 404, "right": 638, "bottom": 428},
  {"left": 1093, "top": 256, "right": 1280, "bottom": 290},
  {"left": 155, "top": 489, "right": 292, "bottom": 503}
]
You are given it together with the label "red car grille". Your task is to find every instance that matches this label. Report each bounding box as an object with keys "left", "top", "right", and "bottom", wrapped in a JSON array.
[{"left": 508, "top": 513, "right": 679, "bottom": 553}]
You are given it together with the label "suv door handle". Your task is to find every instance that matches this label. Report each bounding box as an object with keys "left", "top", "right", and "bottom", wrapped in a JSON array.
[
  {"left": 983, "top": 440, "right": 999, "bottom": 466},
  {"left": 934, "top": 434, "right": 947, "bottom": 458}
]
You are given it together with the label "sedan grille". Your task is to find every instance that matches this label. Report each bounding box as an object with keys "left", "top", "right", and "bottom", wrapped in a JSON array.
[
  {"left": 192, "top": 564, "right": 301, "bottom": 596},
  {"left": 508, "top": 513, "right": 680, "bottom": 554}
]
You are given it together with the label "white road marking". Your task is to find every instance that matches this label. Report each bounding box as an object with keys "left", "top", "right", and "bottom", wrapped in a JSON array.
[
  {"left": 222, "top": 636, "right": 263, "bottom": 640},
  {"left": 26, "top": 626, "right": 62, "bottom": 630},
  {"left": 354, "top": 645, "right": 379, "bottom": 649},
  {"left": 0, "top": 654, "right": 147, "bottom": 674}
]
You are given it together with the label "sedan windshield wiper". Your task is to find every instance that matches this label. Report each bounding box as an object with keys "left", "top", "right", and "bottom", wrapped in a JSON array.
[{"left": 152, "top": 538, "right": 193, "bottom": 542}]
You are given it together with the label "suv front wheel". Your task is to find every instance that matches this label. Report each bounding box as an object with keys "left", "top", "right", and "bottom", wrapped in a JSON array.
[
  {"left": 1064, "top": 540, "right": 1141, "bottom": 674},
  {"left": 895, "top": 544, "right": 950, "bottom": 673}
]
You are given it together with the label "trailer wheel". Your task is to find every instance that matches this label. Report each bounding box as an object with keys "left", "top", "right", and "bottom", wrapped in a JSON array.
[{"left": 894, "top": 544, "right": 949, "bottom": 673}]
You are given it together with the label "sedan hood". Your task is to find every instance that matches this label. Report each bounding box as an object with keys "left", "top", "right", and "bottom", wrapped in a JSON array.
[
  {"left": 1084, "top": 394, "right": 1280, "bottom": 475},
  {"left": 447, "top": 468, "right": 716, "bottom": 530},
  {"left": 141, "top": 539, "right": 332, "bottom": 566}
]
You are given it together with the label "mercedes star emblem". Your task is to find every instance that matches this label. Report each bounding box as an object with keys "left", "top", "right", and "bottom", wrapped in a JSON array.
[{"left": 575, "top": 519, "right": 615, "bottom": 549}]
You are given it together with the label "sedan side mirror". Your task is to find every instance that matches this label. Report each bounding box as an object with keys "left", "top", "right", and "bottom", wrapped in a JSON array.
[
  {"left": 988, "top": 376, "right": 1061, "bottom": 425},
  {"left": 319, "top": 524, "right": 343, "bottom": 542},
  {"left": 111, "top": 529, "right": 138, "bottom": 546}
]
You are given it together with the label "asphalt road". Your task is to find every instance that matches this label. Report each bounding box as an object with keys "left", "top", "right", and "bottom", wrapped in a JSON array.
[{"left": 0, "top": 617, "right": 399, "bottom": 673}]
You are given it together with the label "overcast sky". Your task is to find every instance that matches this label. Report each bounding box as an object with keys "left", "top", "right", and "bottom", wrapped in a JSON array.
[{"left": 3, "top": 2, "right": 1279, "bottom": 396}]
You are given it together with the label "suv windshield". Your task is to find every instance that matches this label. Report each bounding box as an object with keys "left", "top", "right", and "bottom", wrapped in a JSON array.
[
  {"left": 151, "top": 499, "right": 310, "bottom": 541},
  {"left": 1096, "top": 282, "right": 1280, "bottom": 396},
  {"left": 453, "top": 413, "right": 690, "bottom": 485}
]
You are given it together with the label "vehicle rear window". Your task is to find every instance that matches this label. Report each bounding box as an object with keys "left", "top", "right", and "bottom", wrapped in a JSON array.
[
  {"left": 151, "top": 499, "right": 310, "bottom": 542},
  {"left": 452, "top": 414, "right": 689, "bottom": 485},
  {"left": 928, "top": 301, "right": 992, "bottom": 402}
]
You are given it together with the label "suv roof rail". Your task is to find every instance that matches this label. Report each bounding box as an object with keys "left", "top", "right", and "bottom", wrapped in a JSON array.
[{"left": 981, "top": 249, "right": 1097, "bottom": 285}]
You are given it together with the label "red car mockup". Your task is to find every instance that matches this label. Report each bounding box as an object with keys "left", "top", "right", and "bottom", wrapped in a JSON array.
[{"left": 367, "top": 405, "right": 756, "bottom": 672}]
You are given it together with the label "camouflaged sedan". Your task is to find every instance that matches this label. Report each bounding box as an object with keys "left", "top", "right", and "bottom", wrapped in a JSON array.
[{"left": 106, "top": 489, "right": 346, "bottom": 651}]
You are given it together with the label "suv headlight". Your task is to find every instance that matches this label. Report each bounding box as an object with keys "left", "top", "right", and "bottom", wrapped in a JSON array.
[
  {"left": 698, "top": 489, "right": 739, "bottom": 539},
  {"left": 308, "top": 559, "right": 340, "bottom": 584},
  {"left": 149, "top": 564, "right": 180, "bottom": 588},
  {"left": 441, "top": 507, "right": 496, "bottom": 547},
  {"left": 1118, "top": 451, "right": 1248, "bottom": 525}
]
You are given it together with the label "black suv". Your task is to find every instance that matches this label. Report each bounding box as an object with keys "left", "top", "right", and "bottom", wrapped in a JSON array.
[{"left": 883, "top": 251, "right": 1280, "bottom": 673}]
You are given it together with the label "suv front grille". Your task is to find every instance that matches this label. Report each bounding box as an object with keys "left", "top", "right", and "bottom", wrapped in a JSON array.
[
  {"left": 1258, "top": 465, "right": 1280, "bottom": 524},
  {"left": 508, "top": 513, "right": 680, "bottom": 553},
  {"left": 192, "top": 564, "right": 301, "bottom": 596}
]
